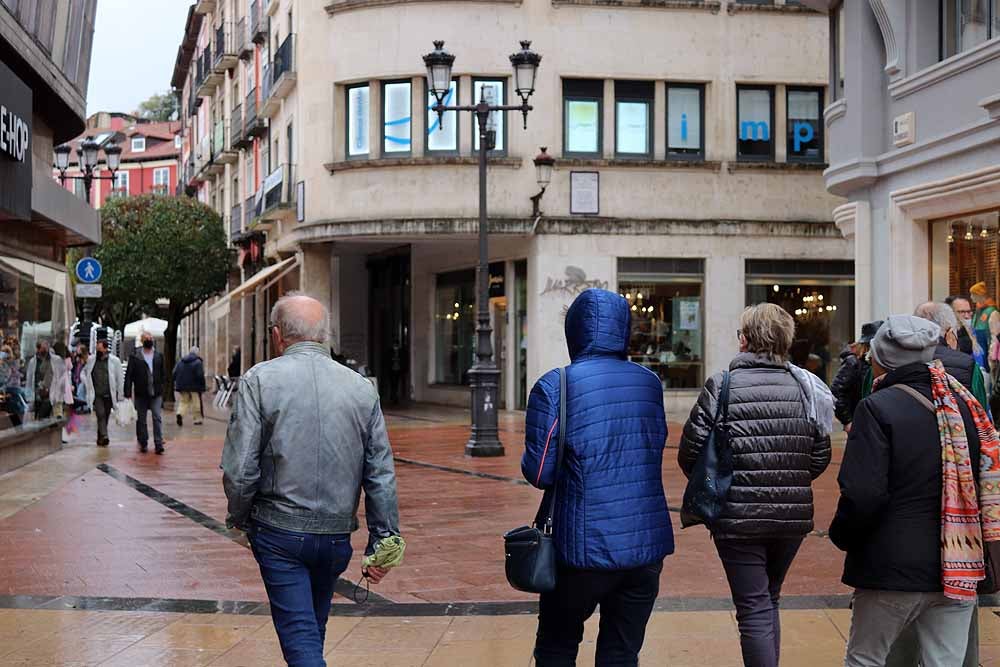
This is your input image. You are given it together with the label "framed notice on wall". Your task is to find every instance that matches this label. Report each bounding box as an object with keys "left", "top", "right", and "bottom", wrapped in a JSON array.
[{"left": 570, "top": 171, "right": 599, "bottom": 215}]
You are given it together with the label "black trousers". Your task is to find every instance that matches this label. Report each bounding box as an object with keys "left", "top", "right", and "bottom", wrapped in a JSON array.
[
  {"left": 534, "top": 560, "right": 663, "bottom": 667},
  {"left": 93, "top": 395, "right": 113, "bottom": 443}
]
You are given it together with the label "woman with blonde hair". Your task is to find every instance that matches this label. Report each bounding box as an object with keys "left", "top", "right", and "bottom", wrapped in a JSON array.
[{"left": 679, "top": 303, "right": 832, "bottom": 667}]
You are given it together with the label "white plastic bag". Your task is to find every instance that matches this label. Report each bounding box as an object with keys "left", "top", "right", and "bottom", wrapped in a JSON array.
[{"left": 114, "top": 400, "right": 136, "bottom": 427}]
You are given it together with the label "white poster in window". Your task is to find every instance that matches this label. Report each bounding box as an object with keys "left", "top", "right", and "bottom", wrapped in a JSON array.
[
  {"left": 566, "top": 100, "right": 599, "bottom": 153},
  {"left": 668, "top": 87, "right": 701, "bottom": 150},
  {"left": 677, "top": 298, "right": 700, "bottom": 331},
  {"left": 473, "top": 81, "right": 504, "bottom": 151},
  {"left": 348, "top": 86, "right": 370, "bottom": 156},
  {"left": 383, "top": 82, "right": 411, "bottom": 153},
  {"left": 427, "top": 81, "right": 457, "bottom": 152},
  {"left": 570, "top": 171, "right": 599, "bottom": 215},
  {"left": 616, "top": 102, "right": 648, "bottom": 154}
]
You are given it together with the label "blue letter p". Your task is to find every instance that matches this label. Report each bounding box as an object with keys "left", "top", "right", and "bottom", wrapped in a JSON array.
[{"left": 793, "top": 121, "right": 814, "bottom": 153}]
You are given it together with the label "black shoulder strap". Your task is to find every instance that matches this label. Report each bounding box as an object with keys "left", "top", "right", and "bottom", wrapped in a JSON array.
[
  {"left": 714, "top": 370, "right": 732, "bottom": 425},
  {"left": 543, "top": 367, "right": 568, "bottom": 532},
  {"left": 889, "top": 383, "right": 935, "bottom": 414}
]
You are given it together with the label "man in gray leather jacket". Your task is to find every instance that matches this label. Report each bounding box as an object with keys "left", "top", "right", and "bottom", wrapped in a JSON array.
[{"left": 222, "top": 293, "right": 400, "bottom": 667}]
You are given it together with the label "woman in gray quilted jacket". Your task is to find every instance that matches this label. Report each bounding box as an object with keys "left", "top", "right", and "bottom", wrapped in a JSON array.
[{"left": 679, "top": 303, "right": 832, "bottom": 667}]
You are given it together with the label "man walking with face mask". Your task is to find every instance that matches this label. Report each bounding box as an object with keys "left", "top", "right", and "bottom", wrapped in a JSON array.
[{"left": 124, "top": 331, "right": 167, "bottom": 454}]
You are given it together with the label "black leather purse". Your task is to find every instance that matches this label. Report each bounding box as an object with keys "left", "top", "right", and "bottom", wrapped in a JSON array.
[
  {"left": 680, "top": 370, "right": 733, "bottom": 528},
  {"left": 503, "top": 367, "right": 567, "bottom": 594}
]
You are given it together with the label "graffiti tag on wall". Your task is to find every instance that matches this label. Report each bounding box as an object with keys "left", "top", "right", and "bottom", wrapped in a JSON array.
[{"left": 540, "top": 266, "right": 609, "bottom": 297}]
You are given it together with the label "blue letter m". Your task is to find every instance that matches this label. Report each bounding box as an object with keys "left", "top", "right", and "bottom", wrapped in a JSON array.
[{"left": 740, "top": 121, "right": 769, "bottom": 141}]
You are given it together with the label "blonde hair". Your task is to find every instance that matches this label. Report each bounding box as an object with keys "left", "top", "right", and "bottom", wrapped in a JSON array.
[{"left": 739, "top": 303, "right": 796, "bottom": 361}]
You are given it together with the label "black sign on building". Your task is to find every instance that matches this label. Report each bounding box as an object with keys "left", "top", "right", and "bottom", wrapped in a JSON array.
[{"left": 0, "top": 59, "right": 32, "bottom": 221}]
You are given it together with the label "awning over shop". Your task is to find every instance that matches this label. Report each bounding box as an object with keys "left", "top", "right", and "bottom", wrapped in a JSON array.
[{"left": 208, "top": 256, "right": 299, "bottom": 322}]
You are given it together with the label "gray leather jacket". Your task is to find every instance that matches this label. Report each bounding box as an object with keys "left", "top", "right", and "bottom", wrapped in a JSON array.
[{"left": 221, "top": 342, "right": 399, "bottom": 550}]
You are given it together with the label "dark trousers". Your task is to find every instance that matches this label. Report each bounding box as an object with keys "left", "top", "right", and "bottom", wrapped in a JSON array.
[
  {"left": 93, "top": 395, "right": 113, "bottom": 444},
  {"left": 715, "top": 537, "right": 803, "bottom": 667},
  {"left": 534, "top": 560, "right": 663, "bottom": 666},
  {"left": 250, "top": 521, "right": 353, "bottom": 667},
  {"left": 133, "top": 395, "right": 163, "bottom": 449},
  {"left": 33, "top": 398, "right": 52, "bottom": 419}
]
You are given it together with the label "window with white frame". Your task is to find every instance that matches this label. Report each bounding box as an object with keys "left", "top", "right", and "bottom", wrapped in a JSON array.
[
  {"left": 131, "top": 136, "right": 145, "bottom": 152},
  {"left": 113, "top": 170, "right": 129, "bottom": 195},
  {"left": 667, "top": 84, "right": 704, "bottom": 160},
  {"left": 153, "top": 167, "right": 170, "bottom": 191},
  {"left": 563, "top": 79, "right": 603, "bottom": 157},
  {"left": 472, "top": 79, "right": 506, "bottom": 153},
  {"left": 382, "top": 81, "right": 412, "bottom": 155}
]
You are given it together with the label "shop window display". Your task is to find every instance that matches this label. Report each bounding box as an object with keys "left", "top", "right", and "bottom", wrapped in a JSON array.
[
  {"left": 434, "top": 269, "right": 476, "bottom": 385},
  {"left": 619, "top": 281, "right": 703, "bottom": 389}
]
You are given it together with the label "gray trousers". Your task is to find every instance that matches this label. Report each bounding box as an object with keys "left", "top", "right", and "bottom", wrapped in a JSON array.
[
  {"left": 845, "top": 589, "right": 975, "bottom": 667},
  {"left": 885, "top": 606, "right": 979, "bottom": 667},
  {"left": 134, "top": 395, "right": 163, "bottom": 448}
]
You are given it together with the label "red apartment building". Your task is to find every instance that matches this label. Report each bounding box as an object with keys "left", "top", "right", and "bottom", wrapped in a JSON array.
[{"left": 54, "top": 112, "right": 181, "bottom": 207}]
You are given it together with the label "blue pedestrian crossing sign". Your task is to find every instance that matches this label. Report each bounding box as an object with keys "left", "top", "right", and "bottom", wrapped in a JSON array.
[{"left": 75, "top": 257, "right": 102, "bottom": 284}]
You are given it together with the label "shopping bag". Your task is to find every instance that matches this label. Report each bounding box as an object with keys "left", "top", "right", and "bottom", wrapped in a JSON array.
[{"left": 114, "top": 400, "right": 136, "bottom": 427}]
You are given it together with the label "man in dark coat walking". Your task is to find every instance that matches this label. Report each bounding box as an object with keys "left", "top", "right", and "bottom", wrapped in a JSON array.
[
  {"left": 124, "top": 331, "right": 167, "bottom": 454},
  {"left": 173, "top": 346, "right": 206, "bottom": 427}
]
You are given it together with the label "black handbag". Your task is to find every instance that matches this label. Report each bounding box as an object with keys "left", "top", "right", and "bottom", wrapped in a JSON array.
[
  {"left": 503, "top": 366, "right": 567, "bottom": 594},
  {"left": 680, "top": 370, "right": 733, "bottom": 528}
]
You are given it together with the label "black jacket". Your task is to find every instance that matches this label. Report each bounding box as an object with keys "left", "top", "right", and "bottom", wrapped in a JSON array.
[
  {"left": 173, "top": 354, "right": 206, "bottom": 393},
  {"left": 830, "top": 348, "right": 866, "bottom": 426},
  {"left": 829, "top": 362, "right": 982, "bottom": 592},
  {"left": 957, "top": 326, "right": 974, "bottom": 356},
  {"left": 679, "top": 353, "right": 832, "bottom": 539},
  {"left": 124, "top": 349, "right": 166, "bottom": 399},
  {"left": 934, "top": 341, "right": 975, "bottom": 389}
]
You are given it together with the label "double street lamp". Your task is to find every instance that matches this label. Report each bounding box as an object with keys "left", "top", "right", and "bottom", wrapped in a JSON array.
[
  {"left": 423, "top": 40, "right": 542, "bottom": 457},
  {"left": 53, "top": 136, "right": 123, "bottom": 204}
]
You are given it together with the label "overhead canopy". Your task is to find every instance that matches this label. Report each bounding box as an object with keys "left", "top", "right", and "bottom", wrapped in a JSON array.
[
  {"left": 124, "top": 317, "right": 168, "bottom": 340},
  {"left": 208, "top": 256, "right": 299, "bottom": 322}
]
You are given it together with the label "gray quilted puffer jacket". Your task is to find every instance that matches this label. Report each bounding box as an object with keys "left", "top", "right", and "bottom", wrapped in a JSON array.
[{"left": 678, "top": 352, "right": 832, "bottom": 539}]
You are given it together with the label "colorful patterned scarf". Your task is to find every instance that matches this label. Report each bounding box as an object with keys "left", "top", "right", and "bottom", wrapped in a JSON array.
[{"left": 928, "top": 361, "right": 1000, "bottom": 599}]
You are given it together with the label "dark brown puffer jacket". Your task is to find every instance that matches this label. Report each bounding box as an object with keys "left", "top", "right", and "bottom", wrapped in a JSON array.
[{"left": 678, "top": 353, "right": 832, "bottom": 539}]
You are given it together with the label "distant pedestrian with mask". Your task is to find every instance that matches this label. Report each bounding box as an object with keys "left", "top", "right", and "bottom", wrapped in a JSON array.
[
  {"left": 0, "top": 343, "right": 23, "bottom": 426},
  {"left": 84, "top": 337, "right": 124, "bottom": 447},
  {"left": 124, "top": 331, "right": 166, "bottom": 454},
  {"left": 173, "top": 346, "right": 206, "bottom": 426},
  {"left": 25, "top": 340, "right": 54, "bottom": 420}
]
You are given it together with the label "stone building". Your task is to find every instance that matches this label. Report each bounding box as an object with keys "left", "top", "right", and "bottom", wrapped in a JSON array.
[
  {"left": 176, "top": 0, "right": 849, "bottom": 415},
  {"left": 803, "top": 0, "right": 1000, "bottom": 322}
]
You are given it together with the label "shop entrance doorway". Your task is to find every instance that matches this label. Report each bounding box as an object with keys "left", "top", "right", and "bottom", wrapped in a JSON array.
[{"left": 368, "top": 248, "right": 411, "bottom": 406}]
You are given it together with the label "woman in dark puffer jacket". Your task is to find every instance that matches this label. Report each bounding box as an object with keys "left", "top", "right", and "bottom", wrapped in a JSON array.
[{"left": 679, "top": 303, "right": 832, "bottom": 667}]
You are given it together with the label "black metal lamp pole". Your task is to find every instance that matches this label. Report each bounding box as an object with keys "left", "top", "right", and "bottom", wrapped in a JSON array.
[{"left": 424, "top": 40, "right": 541, "bottom": 457}]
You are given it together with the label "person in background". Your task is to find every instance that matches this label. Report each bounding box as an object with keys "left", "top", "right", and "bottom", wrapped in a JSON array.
[
  {"left": 53, "top": 342, "right": 75, "bottom": 442},
  {"left": 25, "top": 340, "right": 55, "bottom": 420},
  {"left": 970, "top": 282, "right": 999, "bottom": 360},
  {"left": 84, "top": 337, "right": 124, "bottom": 447},
  {"left": 228, "top": 346, "right": 241, "bottom": 379},
  {"left": 830, "top": 321, "right": 882, "bottom": 433},
  {"left": 522, "top": 288, "right": 674, "bottom": 666},
  {"left": 173, "top": 346, "right": 206, "bottom": 427},
  {"left": 679, "top": 303, "right": 831, "bottom": 667},
  {"left": 222, "top": 294, "right": 401, "bottom": 667},
  {"left": 0, "top": 343, "right": 23, "bottom": 427},
  {"left": 832, "top": 315, "right": 988, "bottom": 666},
  {"left": 124, "top": 331, "right": 167, "bottom": 454},
  {"left": 946, "top": 295, "right": 978, "bottom": 358}
]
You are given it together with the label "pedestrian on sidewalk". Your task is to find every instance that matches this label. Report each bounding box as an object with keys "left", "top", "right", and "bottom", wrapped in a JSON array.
[
  {"left": 123, "top": 331, "right": 166, "bottom": 454},
  {"left": 173, "top": 346, "right": 205, "bottom": 427},
  {"left": 521, "top": 288, "right": 674, "bottom": 666},
  {"left": 831, "top": 315, "right": 997, "bottom": 666},
  {"left": 678, "top": 303, "right": 832, "bottom": 667},
  {"left": 222, "top": 293, "right": 401, "bottom": 667},
  {"left": 914, "top": 301, "right": 990, "bottom": 412},
  {"left": 830, "top": 320, "right": 881, "bottom": 432},
  {"left": 228, "top": 346, "right": 241, "bottom": 379},
  {"left": 83, "top": 337, "right": 123, "bottom": 447},
  {"left": 0, "top": 343, "right": 24, "bottom": 427},
  {"left": 24, "top": 340, "right": 55, "bottom": 420}
]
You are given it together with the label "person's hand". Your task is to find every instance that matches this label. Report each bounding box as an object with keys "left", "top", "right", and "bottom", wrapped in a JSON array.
[
  {"left": 364, "top": 566, "right": 390, "bottom": 584},
  {"left": 844, "top": 422, "right": 852, "bottom": 434}
]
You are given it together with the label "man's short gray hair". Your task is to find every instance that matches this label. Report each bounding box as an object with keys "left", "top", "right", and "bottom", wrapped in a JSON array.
[
  {"left": 270, "top": 292, "right": 330, "bottom": 344},
  {"left": 190, "top": 346, "right": 200, "bottom": 355},
  {"left": 914, "top": 301, "right": 958, "bottom": 334}
]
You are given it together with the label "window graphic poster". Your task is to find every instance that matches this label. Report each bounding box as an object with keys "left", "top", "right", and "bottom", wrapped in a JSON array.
[
  {"left": 427, "top": 81, "right": 457, "bottom": 152},
  {"left": 616, "top": 102, "right": 648, "bottom": 154},
  {"left": 668, "top": 87, "right": 701, "bottom": 150},
  {"left": 473, "top": 81, "right": 504, "bottom": 151},
  {"left": 383, "top": 82, "right": 411, "bottom": 153},
  {"left": 676, "top": 298, "right": 700, "bottom": 330},
  {"left": 567, "top": 100, "right": 599, "bottom": 153},
  {"left": 348, "top": 86, "right": 370, "bottom": 156}
]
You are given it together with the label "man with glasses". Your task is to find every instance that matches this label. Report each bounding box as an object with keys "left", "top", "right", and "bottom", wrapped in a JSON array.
[{"left": 946, "top": 295, "right": 977, "bottom": 358}]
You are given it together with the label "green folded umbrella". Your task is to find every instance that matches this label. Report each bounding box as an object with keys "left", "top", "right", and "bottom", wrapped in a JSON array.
[{"left": 362, "top": 535, "right": 406, "bottom": 570}]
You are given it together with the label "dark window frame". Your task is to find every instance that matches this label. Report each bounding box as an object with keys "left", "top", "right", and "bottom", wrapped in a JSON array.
[
  {"left": 381, "top": 79, "right": 413, "bottom": 158},
  {"left": 562, "top": 79, "right": 604, "bottom": 159},
  {"left": 736, "top": 84, "right": 775, "bottom": 163},
  {"left": 785, "top": 85, "right": 825, "bottom": 163},
  {"left": 666, "top": 83, "right": 706, "bottom": 161},
  {"left": 345, "top": 82, "right": 371, "bottom": 160},
  {"left": 614, "top": 81, "right": 654, "bottom": 159},
  {"left": 424, "top": 78, "right": 460, "bottom": 156},
  {"left": 471, "top": 77, "right": 509, "bottom": 157},
  {"left": 939, "top": 0, "right": 997, "bottom": 61}
]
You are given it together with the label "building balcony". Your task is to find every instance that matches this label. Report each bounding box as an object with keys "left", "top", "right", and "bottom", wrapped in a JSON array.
[
  {"left": 244, "top": 90, "right": 268, "bottom": 139},
  {"left": 231, "top": 104, "right": 249, "bottom": 150},
  {"left": 194, "top": 0, "right": 216, "bottom": 14},
  {"left": 213, "top": 22, "right": 239, "bottom": 73},
  {"left": 214, "top": 120, "right": 239, "bottom": 166},
  {"left": 231, "top": 203, "right": 243, "bottom": 240},
  {"left": 196, "top": 134, "right": 214, "bottom": 178},
  {"left": 244, "top": 195, "right": 255, "bottom": 228},
  {"left": 186, "top": 157, "right": 201, "bottom": 186},
  {"left": 260, "top": 163, "right": 296, "bottom": 221},
  {"left": 195, "top": 51, "right": 221, "bottom": 97},
  {"left": 236, "top": 18, "right": 253, "bottom": 61},
  {"left": 250, "top": 0, "right": 267, "bottom": 44},
  {"left": 261, "top": 34, "right": 296, "bottom": 118}
]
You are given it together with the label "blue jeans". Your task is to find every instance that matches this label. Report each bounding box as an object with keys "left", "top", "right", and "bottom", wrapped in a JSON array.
[{"left": 249, "top": 520, "right": 353, "bottom": 667}]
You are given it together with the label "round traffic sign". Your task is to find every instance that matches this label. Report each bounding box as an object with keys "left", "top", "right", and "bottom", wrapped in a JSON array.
[{"left": 75, "top": 257, "right": 102, "bottom": 284}]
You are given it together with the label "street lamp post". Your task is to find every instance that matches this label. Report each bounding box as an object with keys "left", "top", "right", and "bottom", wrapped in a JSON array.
[
  {"left": 54, "top": 137, "right": 122, "bottom": 346},
  {"left": 423, "top": 40, "right": 542, "bottom": 457}
]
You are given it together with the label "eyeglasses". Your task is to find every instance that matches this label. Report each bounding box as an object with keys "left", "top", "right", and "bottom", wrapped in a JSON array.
[{"left": 955, "top": 308, "right": 973, "bottom": 316}]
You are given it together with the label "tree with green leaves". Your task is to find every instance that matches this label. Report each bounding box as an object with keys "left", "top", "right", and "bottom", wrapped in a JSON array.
[
  {"left": 84, "top": 194, "right": 232, "bottom": 399},
  {"left": 134, "top": 91, "right": 179, "bottom": 122}
]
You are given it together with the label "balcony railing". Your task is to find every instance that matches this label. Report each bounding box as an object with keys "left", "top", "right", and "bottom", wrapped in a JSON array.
[
  {"left": 245, "top": 89, "right": 267, "bottom": 138},
  {"left": 213, "top": 22, "right": 238, "bottom": 71},
  {"left": 231, "top": 203, "right": 242, "bottom": 238},
  {"left": 236, "top": 17, "right": 252, "bottom": 60},
  {"left": 272, "top": 34, "right": 294, "bottom": 84},
  {"left": 250, "top": 0, "right": 267, "bottom": 44},
  {"left": 261, "top": 63, "right": 273, "bottom": 102},
  {"left": 245, "top": 195, "right": 255, "bottom": 228},
  {"left": 231, "top": 103, "right": 246, "bottom": 148},
  {"left": 212, "top": 120, "right": 225, "bottom": 159},
  {"left": 261, "top": 163, "right": 295, "bottom": 219},
  {"left": 196, "top": 134, "right": 211, "bottom": 174}
]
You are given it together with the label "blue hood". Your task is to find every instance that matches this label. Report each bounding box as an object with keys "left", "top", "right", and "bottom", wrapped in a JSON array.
[
  {"left": 565, "top": 289, "right": 631, "bottom": 361},
  {"left": 181, "top": 354, "right": 201, "bottom": 364}
]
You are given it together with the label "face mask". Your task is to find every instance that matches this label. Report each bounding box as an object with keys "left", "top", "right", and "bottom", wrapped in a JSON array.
[
  {"left": 142, "top": 340, "right": 153, "bottom": 350},
  {"left": 963, "top": 318, "right": 973, "bottom": 328}
]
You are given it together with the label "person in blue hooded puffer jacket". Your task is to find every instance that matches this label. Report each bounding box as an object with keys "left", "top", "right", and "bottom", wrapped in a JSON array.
[{"left": 522, "top": 288, "right": 674, "bottom": 666}]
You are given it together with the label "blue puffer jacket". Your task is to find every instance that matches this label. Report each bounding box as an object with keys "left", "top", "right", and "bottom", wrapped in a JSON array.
[{"left": 521, "top": 288, "right": 674, "bottom": 570}]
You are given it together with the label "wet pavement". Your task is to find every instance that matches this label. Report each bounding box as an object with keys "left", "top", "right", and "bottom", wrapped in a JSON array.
[{"left": 0, "top": 401, "right": 998, "bottom": 664}]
